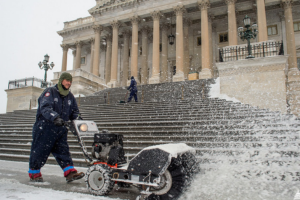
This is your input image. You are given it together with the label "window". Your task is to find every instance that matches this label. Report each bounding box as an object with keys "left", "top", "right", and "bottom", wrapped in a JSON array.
[
  {"left": 197, "top": 36, "right": 201, "bottom": 46},
  {"left": 294, "top": 21, "right": 300, "bottom": 32},
  {"left": 139, "top": 47, "right": 142, "bottom": 55},
  {"left": 159, "top": 43, "right": 162, "bottom": 52},
  {"left": 219, "top": 33, "right": 228, "bottom": 43},
  {"left": 267, "top": 25, "right": 278, "bottom": 36},
  {"left": 297, "top": 58, "right": 300, "bottom": 71},
  {"left": 80, "top": 57, "right": 86, "bottom": 65},
  {"left": 129, "top": 49, "right": 131, "bottom": 57}
]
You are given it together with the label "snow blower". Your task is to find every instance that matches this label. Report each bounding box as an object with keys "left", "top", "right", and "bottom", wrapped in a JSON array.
[
  {"left": 119, "top": 91, "right": 128, "bottom": 103},
  {"left": 66, "top": 120, "right": 200, "bottom": 200}
]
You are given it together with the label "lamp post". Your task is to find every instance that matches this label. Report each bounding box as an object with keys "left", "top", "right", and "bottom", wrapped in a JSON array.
[
  {"left": 38, "top": 54, "right": 55, "bottom": 88},
  {"left": 238, "top": 15, "right": 258, "bottom": 59},
  {"left": 168, "top": 16, "right": 175, "bottom": 45}
]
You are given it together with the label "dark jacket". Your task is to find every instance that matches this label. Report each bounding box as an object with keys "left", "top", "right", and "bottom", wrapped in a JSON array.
[
  {"left": 128, "top": 79, "right": 137, "bottom": 93},
  {"left": 35, "top": 84, "right": 79, "bottom": 122}
]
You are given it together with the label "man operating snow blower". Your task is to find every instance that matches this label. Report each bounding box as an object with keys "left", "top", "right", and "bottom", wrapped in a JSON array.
[{"left": 28, "top": 72, "right": 84, "bottom": 182}]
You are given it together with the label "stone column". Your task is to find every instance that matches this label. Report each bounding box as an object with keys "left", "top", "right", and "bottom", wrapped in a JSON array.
[
  {"left": 72, "top": 50, "right": 76, "bottom": 70},
  {"left": 161, "top": 23, "right": 170, "bottom": 83},
  {"left": 256, "top": 0, "right": 268, "bottom": 42},
  {"left": 225, "top": 0, "right": 238, "bottom": 46},
  {"left": 105, "top": 34, "right": 112, "bottom": 84},
  {"left": 209, "top": 15, "right": 214, "bottom": 76},
  {"left": 149, "top": 11, "right": 162, "bottom": 84},
  {"left": 122, "top": 30, "right": 130, "bottom": 87},
  {"left": 130, "top": 16, "right": 141, "bottom": 83},
  {"left": 282, "top": 0, "right": 298, "bottom": 74},
  {"left": 75, "top": 41, "right": 83, "bottom": 70},
  {"left": 173, "top": 5, "right": 186, "bottom": 82},
  {"left": 92, "top": 25, "right": 103, "bottom": 76},
  {"left": 89, "top": 38, "right": 95, "bottom": 74},
  {"left": 108, "top": 20, "right": 121, "bottom": 88},
  {"left": 141, "top": 26, "right": 150, "bottom": 85},
  {"left": 183, "top": 18, "right": 191, "bottom": 80},
  {"left": 198, "top": 0, "right": 212, "bottom": 79},
  {"left": 61, "top": 44, "right": 69, "bottom": 72}
]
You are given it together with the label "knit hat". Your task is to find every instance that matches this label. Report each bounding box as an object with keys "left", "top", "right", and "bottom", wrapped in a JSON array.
[{"left": 58, "top": 72, "right": 72, "bottom": 96}]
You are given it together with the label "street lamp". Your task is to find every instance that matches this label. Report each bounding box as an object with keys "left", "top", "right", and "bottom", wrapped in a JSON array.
[
  {"left": 238, "top": 15, "right": 258, "bottom": 59},
  {"left": 168, "top": 16, "right": 175, "bottom": 45},
  {"left": 38, "top": 54, "right": 55, "bottom": 88}
]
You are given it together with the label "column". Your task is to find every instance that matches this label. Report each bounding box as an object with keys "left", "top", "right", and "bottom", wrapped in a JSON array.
[
  {"left": 72, "top": 50, "right": 76, "bottom": 70},
  {"left": 198, "top": 0, "right": 212, "bottom": 79},
  {"left": 141, "top": 26, "right": 150, "bottom": 85},
  {"left": 149, "top": 11, "right": 162, "bottom": 84},
  {"left": 60, "top": 44, "right": 69, "bottom": 72},
  {"left": 173, "top": 5, "right": 186, "bottom": 82},
  {"left": 121, "top": 30, "right": 130, "bottom": 87},
  {"left": 89, "top": 38, "right": 95, "bottom": 74},
  {"left": 75, "top": 41, "right": 83, "bottom": 70},
  {"left": 183, "top": 18, "right": 191, "bottom": 80},
  {"left": 92, "top": 25, "right": 103, "bottom": 76},
  {"left": 225, "top": 0, "right": 238, "bottom": 46},
  {"left": 130, "top": 16, "right": 141, "bottom": 84},
  {"left": 161, "top": 23, "right": 170, "bottom": 83},
  {"left": 256, "top": 0, "right": 268, "bottom": 42},
  {"left": 105, "top": 34, "right": 112, "bottom": 84},
  {"left": 208, "top": 15, "right": 214, "bottom": 77},
  {"left": 282, "top": 0, "right": 299, "bottom": 81},
  {"left": 108, "top": 20, "right": 121, "bottom": 88}
]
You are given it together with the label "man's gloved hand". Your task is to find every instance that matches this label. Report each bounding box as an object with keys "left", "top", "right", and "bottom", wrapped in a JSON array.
[{"left": 53, "top": 117, "right": 64, "bottom": 126}]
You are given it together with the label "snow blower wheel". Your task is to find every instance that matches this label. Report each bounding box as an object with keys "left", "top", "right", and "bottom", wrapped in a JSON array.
[{"left": 85, "top": 164, "right": 115, "bottom": 196}]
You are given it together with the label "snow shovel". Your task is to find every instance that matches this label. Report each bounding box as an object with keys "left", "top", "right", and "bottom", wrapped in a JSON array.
[{"left": 119, "top": 91, "right": 128, "bottom": 103}]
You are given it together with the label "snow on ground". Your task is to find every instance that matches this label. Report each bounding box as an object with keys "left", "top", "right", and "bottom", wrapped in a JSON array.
[
  {"left": 208, "top": 77, "right": 241, "bottom": 103},
  {"left": 0, "top": 179, "right": 119, "bottom": 200}
]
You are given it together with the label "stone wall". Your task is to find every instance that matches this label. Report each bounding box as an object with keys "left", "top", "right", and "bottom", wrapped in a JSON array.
[
  {"left": 5, "top": 86, "right": 44, "bottom": 112},
  {"left": 216, "top": 55, "right": 289, "bottom": 114}
]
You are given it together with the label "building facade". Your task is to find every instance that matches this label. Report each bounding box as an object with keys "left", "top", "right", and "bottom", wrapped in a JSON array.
[{"left": 54, "top": 0, "right": 300, "bottom": 115}]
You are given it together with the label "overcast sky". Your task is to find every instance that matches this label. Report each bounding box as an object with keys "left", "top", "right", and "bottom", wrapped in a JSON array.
[{"left": 0, "top": 0, "right": 96, "bottom": 114}]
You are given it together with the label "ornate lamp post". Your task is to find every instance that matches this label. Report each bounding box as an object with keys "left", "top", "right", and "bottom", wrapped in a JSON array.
[
  {"left": 238, "top": 15, "right": 258, "bottom": 59},
  {"left": 168, "top": 16, "right": 175, "bottom": 45},
  {"left": 38, "top": 54, "right": 55, "bottom": 88}
]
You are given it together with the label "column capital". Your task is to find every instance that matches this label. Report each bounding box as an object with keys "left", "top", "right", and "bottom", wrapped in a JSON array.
[
  {"left": 183, "top": 17, "right": 192, "bottom": 27},
  {"left": 151, "top": 10, "right": 163, "bottom": 20},
  {"left": 130, "top": 15, "right": 141, "bottom": 25},
  {"left": 105, "top": 34, "right": 112, "bottom": 42},
  {"left": 198, "top": 0, "right": 210, "bottom": 11},
  {"left": 110, "top": 20, "right": 121, "bottom": 29},
  {"left": 281, "top": 0, "right": 293, "bottom": 9},
  {"left": 225, "top": 0, "right": 237, "bottom": 5},
  {"left": 75, "top": 41, "right": 83, "bottom": 48},
  {"left": 160, "top": 23, "right": 171, "bottom": 31},
  {"left": 173, "top": 5, "right": 186, "bottom": 16},
  {"left": 89, "top": 37, "right": 95, "bottom": 44},
  {"left": 141, "top": 26, "right": 151, "bottom": 34},
  {"left": 93, "top": 24, "right": 103, "bottom": 33},
  {"left": 122, "top": 29, "right": 131, "bottom": 38},
  {"left": 60, "top": 44, "right": 69, "bottom": 51}
]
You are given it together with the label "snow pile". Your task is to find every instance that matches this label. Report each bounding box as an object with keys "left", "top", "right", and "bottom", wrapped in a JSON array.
[
  {"left": 208, "top": 77, "right": 240, "bottom": 103},
  {"left": 143, "top": 143, "right": 196, "bottom": 157},
  {"left": 0, "top": 179, "right": 121, "bottom": 200}
]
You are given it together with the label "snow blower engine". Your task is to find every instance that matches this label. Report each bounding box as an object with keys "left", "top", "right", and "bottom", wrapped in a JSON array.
[{"left": 67, "top": 120, "right": 200, "bottom": 200}]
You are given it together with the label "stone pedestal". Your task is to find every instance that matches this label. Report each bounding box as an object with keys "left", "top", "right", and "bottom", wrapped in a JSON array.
[
  {"left": 52, "top": 69, "right": 108, "bottom": 96},
  {"left": 188, "top": 73, "right": 199, "bottom": 80},
  {"left": 199, "top": 68, "right": 212, "bottom": 79},
  {"left": 172, "top": 71, "right": 185, "bottom": 82},
  {"left": 216, "top": 56, "right": 289, "bottom": 114},
  {"left": 5, "top": 86, "right": 44, "bottom": 112}
]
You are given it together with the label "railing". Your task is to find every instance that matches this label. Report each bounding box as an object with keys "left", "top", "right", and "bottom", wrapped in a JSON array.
[
  {"left": 8, "top": 77, "right": 54, "bottom": 89},
  {"left": 64, "top": 16, "right": 95, "bottom": 29},
  {"left": 219, "top": 40, "right": 284, "bottom": 62}
]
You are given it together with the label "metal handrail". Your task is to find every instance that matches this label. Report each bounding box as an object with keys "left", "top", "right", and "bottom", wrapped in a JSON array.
[{"left": 8, "top": 77, "right": 54, "bottom": 89}]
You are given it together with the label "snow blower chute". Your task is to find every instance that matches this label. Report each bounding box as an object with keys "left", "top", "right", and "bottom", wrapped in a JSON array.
[{"left": 67, "top": 120, "right": 200, "bottom": 200}]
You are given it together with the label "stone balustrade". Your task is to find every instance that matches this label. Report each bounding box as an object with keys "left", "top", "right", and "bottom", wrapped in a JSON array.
[{"left": 63, "top": 16, "right": 95, "bottom": 29}]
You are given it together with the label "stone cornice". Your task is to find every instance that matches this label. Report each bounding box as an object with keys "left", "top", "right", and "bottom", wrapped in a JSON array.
[{"left": 57, "top": 24, "right": 94, "bottom": 36}]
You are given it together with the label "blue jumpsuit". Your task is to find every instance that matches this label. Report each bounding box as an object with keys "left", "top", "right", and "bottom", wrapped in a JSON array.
[
  {"left": 29, "top": 84, "right": 79, "bottom": 177},
  {"left": 127, "top": 79, "right": 138, "bottom": 102}
]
